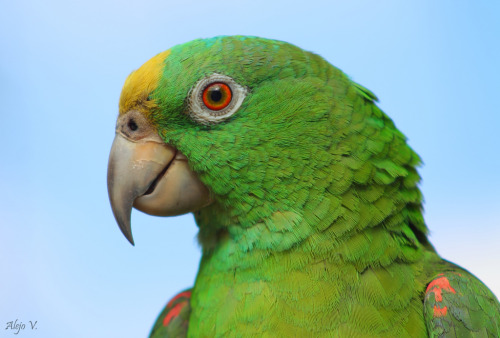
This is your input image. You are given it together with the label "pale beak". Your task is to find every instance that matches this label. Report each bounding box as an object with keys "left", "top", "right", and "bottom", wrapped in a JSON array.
[{"left": 107, "top": 111, "right": 212, "bottom": 245}]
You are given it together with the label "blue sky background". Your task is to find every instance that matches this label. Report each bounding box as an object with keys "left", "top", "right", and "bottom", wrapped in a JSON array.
[{"left": 1, "top": 1, "right": 498, "bottom": 336}]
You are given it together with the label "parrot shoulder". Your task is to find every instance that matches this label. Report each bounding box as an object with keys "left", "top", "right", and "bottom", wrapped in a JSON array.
[
  {"left": 423, "top": 268, "right": 500, "bottom": 337},
  {"left": 149, "top": 289, "right": 192, "bottom": 338}
]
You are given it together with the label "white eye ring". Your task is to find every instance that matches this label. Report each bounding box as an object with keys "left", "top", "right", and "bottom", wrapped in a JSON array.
[{"left": 187, "top": 73, "right": 247, "bottom": 125}]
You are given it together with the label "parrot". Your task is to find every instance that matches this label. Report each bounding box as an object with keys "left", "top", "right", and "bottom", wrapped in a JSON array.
[{"left": 106, "top": 36, "right": 499, "bottom": 337}]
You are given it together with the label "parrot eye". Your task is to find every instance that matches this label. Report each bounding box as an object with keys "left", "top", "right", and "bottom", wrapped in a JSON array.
[
  {"left": 188, "top": 73, "right": 247, "bottom": 125},
  {"left": 202, "top": 83, "right": 232, "bottom": 111}
]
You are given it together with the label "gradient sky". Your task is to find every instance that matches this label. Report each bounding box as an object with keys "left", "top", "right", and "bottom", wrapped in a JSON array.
[{"left": 1, "top": 1, "right": 498, "bottom": 337}]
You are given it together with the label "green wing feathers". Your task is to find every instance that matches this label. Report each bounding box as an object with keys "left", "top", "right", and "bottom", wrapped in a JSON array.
[
  {"left": 424, "top": 270, "right": 499, "bottom": 337},
  {"left": 150, "top": 289, "right": 192, "bottom": 338}
]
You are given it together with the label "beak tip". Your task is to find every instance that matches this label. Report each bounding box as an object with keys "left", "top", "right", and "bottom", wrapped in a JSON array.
[
  {"left": 120, "top": 227, "right": 135, "bottom": 246},
  {"left": 111, "top": 206, "right": 136, "bottom": 246},
  {"left": 126, "top": 233, "right": 135, "bottom": 246},
  {"left": 117, "top": 219, "right": 135, "bottom": 246}
]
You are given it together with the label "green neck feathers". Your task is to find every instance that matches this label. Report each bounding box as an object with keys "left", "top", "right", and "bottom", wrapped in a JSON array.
[{"left": 147, "top": 36, "right": 429, "bottom": 268}]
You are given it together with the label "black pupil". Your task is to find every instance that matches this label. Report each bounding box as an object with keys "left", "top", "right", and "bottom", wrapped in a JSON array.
[
  {"left": 210, "top": 88, "right": 222, "bottom": 102},
  {"left": 128, "top": 119, "right": 138, "bottom": 131}
]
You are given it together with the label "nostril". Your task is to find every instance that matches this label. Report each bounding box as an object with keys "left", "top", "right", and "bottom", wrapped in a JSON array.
[{"left": 128, "top": 119, "right": 138, "bottom": 131}]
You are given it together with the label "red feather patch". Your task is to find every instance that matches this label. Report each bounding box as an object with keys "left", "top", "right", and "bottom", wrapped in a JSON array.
[
  {"left": 166, "top": 291, "right": 192, "bottom": 308},
  {"left": 162, "top": 290, "right": 192, "bottom": 327},
  {"left": 163, "top": 301, "right": 188, "bottom": 326},
  {"left": 426, "top": 276, "right": 457, "bottom": 302},
  {"left": 433, "top": 305, "right": 448, "bottom": 317}
]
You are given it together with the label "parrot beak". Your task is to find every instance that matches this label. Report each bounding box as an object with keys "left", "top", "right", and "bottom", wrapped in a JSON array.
[{"left": 107, "top": 111, "right": 213, "bottom": 245}]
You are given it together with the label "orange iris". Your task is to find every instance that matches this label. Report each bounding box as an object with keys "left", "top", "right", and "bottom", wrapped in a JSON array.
[{"left": 202, "top": 82, "right": 232, "bottom": 111}]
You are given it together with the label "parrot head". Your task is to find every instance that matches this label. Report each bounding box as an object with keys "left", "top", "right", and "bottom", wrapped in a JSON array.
[{"left": 108, "top": 36, "right": 425, "bottom": 250}]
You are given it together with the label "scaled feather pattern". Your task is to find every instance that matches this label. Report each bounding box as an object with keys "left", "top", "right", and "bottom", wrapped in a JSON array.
[{"left": 113, "top": 36, "right": 499, "bottom": 337}]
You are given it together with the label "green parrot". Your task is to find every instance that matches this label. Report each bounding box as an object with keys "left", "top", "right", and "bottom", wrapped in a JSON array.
[{"left": 107, "top": 36, "right": 499, "bottom": 337}]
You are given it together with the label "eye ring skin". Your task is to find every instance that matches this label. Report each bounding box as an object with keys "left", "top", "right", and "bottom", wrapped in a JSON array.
[{"left": 187, "top": 73, "right": 248, "bottom": 125}]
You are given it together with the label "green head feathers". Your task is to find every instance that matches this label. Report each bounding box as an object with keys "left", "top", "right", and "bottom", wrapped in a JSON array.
[{"left": 121, "top": 36, "right": 426, "bottom": 256}]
